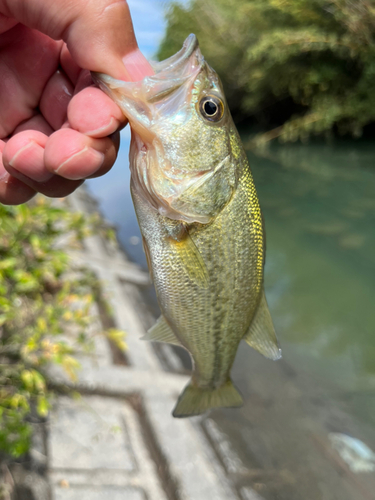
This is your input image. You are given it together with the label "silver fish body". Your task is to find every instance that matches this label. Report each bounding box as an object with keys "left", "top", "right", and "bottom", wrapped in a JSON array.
[{"left": 93, "top": 35, "right": 281, "bottom": 417}]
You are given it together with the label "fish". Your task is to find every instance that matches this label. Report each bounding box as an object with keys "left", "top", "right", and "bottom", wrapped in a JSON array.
[{"left": 93, "top": 34, "right": 281, "bottom": 418}]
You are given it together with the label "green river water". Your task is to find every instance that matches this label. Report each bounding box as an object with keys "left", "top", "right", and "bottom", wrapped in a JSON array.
[{"left": 252, "top": 139, "right": 375, "bottom": 411}]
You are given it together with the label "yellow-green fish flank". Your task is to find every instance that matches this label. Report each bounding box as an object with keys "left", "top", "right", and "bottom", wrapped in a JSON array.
[{"left": 93, "top": 34, "right": 281, "bottom": 418}]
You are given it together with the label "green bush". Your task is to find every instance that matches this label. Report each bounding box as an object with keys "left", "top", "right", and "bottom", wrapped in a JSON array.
[
  {"left": 158, "top": 0, "right": 375, "bottom": 143},
  {"left": 0, "top": 197, "right": 125, "bottom": 457}
]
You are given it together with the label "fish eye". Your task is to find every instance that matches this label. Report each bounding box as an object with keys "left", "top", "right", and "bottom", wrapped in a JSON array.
[{"left": 199, "top": 95, "right": 224, "bottom": 122}]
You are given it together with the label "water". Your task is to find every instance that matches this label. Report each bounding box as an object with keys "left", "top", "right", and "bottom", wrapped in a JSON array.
[{"left": 252, "top": 140, "right": 375, "bottom": 395}]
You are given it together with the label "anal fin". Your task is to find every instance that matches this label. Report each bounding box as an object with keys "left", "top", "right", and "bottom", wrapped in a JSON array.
[
  {"left": 141, "top": 315, "right": 182, "bottom": 347},
  {"left": 243, "top": 289, "right": 282, "bottom": 360}
]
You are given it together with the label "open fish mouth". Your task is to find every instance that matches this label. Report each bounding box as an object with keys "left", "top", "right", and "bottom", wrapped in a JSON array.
[
  {"left": 91, "top": 34, "right": 208, "bottom": 157},
  {"left": 92, "top": 34, "right": 204, "bottom": 110},
  {"left": 149, "top": 33, "right": 201, "bottom": 78}
]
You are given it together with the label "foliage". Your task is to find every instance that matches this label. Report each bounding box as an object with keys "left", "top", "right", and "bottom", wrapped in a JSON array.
[
  {"left": 0, "top": 197, "right": 125, "bottom": 458},
  {"left": 158, "top": 0, "right": 375, "bottom": 143}
]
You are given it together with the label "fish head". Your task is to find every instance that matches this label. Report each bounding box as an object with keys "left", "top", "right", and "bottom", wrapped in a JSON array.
[{"left": 93, "top": 34, "right": 238, "bottom": 224}]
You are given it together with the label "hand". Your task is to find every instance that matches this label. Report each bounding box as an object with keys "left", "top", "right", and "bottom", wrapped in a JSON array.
[{"left": 0, "top": 0, "right": 153, "bottom": 205}]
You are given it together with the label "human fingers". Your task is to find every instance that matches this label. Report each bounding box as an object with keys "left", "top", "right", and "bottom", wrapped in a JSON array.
[
  {"left": 0, "top": 1, "right": 150, "bottom": 204},
  {"left": 4, "top": 161, "right": 84, "bottom": 198},
  {"left": 0, "top": 24, "right": 62, "bottom": 137},
  {"left": 39, "top": 69, "right": 74, "bottom": 131},
  {"left": 60, "top": 44, "right": 81, "bottom": 85},
  {"left": 2, "top": 131, "right": 51, "bottom": 182},
  {"left": 67, "top": 86, "right": 126, "bottom": 137},
  {"left": 2, "top": 77, "right": 122, "bottom": 192},
  {"left": 13, "top": 114, "right": 53, "bottom": 136},
  {"left": 38, "top": 67, "right": 126, "bottom": 139},
  {"left": 2, "top": 128, "right": 118, "bottom": 188},
  {"left": 0, "top": 140, "right": 36, "bottom": 205},
  {"left": 0, "top": 12, "right": 17, "bottom": 33},
  {"left": 44, "top": 128, "right": 119, "bottom": 180},
  {"left": 0, "top": 0, "right": 154, "bottom": 81}
]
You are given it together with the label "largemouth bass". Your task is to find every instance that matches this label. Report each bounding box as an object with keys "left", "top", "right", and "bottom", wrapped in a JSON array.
[{"left": 93, "top": 35, "right": 281, "bottom": 418}]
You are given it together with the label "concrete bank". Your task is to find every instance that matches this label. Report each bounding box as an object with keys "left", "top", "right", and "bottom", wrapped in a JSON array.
[{"left": 32, "top": 187, "right": 264, "bottom": 500}]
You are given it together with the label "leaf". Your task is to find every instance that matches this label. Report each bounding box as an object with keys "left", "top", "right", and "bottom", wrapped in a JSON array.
[
  {"left": 61, "top": 356, "right": 81, "bottom": 382},
  {"left": 36, "top": 396, "right": 50, "bottom": 417},
  {"left": 31, "top": 370, "right": 46, "bottom": 392},
  {"left": 105, "top": 328, "right": 127, "bottom": 352},
  {"left": 21, "top": 370, "right": 34, "bottom": 391},
  {"left": 0, "top": 258, "right": 17, "bottom": 270}
]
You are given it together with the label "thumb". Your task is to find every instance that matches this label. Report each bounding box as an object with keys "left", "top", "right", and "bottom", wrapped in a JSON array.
[{"left": 0, "top": 0, "right": 154, "bottom": 80}]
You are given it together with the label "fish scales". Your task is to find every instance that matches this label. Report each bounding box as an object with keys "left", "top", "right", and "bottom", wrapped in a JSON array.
[{"left": 93, "top": 34, "right": 281, "bottom": 417}]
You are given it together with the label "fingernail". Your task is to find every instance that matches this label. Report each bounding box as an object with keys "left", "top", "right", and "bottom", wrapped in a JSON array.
[
  {"left": 122, "top": 49, "right": 154, "bottom": 82},
  {"left": 85, "top": 117, "right": 118, "bottom": 137},
  {"left": 56, "top": 147, "right": 105, "bottom": 180},
  {"left": 8, "top": 142, "right": 53, "bottom": 182},
  {"left": 0, "top": 163, "right": 9, "bottom": 181}
]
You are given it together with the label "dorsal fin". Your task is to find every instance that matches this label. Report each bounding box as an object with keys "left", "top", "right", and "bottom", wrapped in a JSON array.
[
  {"left": 141, "top": 316, "right": 182, "bottom": 346},
  {"left": 243, "top": 289, "right": 281, "bottom": 360}
]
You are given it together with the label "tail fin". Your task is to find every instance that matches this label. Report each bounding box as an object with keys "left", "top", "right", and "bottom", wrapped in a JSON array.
[{"left": 172, "top": 379, "right": 243, "bottom": 418}]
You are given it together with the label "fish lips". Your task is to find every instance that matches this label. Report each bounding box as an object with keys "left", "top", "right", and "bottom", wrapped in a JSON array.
[{"left": 91, "top": 34, "right": 205, "bottom": 134}]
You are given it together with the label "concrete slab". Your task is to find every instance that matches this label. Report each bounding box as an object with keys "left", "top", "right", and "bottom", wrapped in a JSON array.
[
  {"left": 49, "top": 395, "right": 168, "bottom": 500},
  {"left": 144, "top": 391, "right": 232, "bottom": 500},
  {"left": 240, "top": 487, "right": 265, "bottom": 500},
  {"left": 53, "top": 485, "right": 146, "bottom": 500},
  {"left": 49, "top": 396, "right": 135, "bottom": 472}
]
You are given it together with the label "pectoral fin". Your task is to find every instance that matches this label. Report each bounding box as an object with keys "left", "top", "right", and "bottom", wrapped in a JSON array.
[
  {"left": 141, "top": 315, "right": 182, "bottom": 346},
  {"left": 243, "top": 289, "right": 281, "bottom": 360},
  {"left": 169, "top": 228, "right": 209, "bottom": 288}
]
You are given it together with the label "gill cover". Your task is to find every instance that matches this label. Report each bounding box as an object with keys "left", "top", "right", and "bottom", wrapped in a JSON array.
[{"left": 93, "top": 34, "right": 237, "bottom": 224}]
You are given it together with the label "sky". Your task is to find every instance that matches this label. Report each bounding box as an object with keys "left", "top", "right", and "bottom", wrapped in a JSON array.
[
  {"left": 127, "top": 0, "right": 169, "bottom": 59},
  {"left": 127, "top": 0, "right": 190, "bottom": 57}
]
